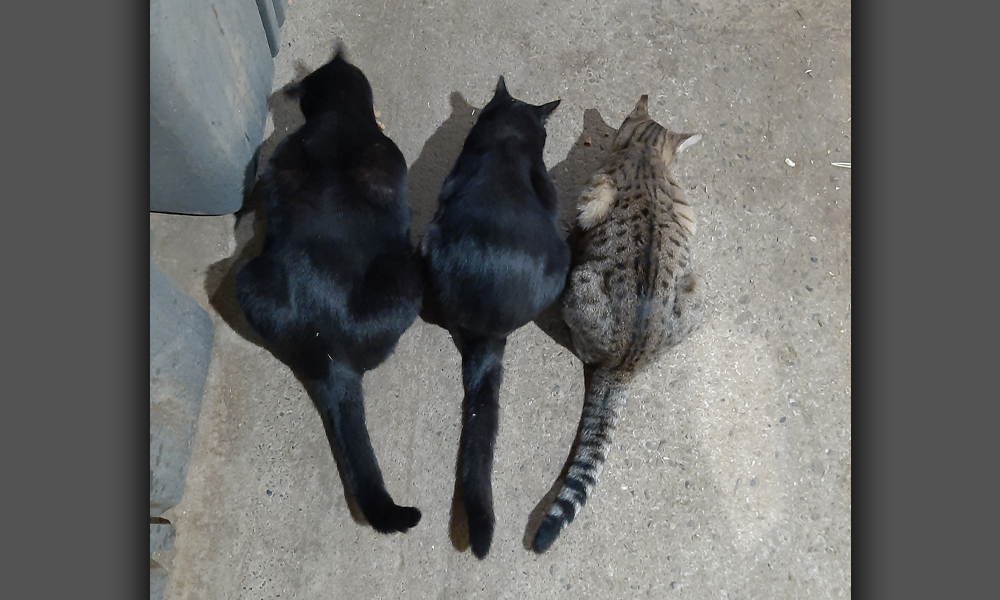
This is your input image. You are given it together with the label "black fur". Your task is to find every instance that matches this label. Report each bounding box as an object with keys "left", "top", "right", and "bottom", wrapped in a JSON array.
[
  {"left": 236, "top": 48, "right": 422, "bottom": 534},
  {"left": 420, "top": 77, "right": 569, "bottom": 558}
]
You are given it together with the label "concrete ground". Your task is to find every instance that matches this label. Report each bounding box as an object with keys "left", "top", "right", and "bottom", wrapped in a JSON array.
[{"left": 151, "top": 1, "right": 850, "bottom": 597}]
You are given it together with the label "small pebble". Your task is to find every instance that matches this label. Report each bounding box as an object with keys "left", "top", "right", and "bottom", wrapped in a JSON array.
[{"left": 785, "top": 158, "right": 795, "bottom": 167}]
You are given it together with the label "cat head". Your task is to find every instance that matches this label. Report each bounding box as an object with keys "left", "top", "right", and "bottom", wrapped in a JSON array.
[
  {"left": 471, "top": 76, "right": 561, "bottom": 148},
  {"left": 285, "top": 44, "right": 375, "bottom": 121},
  {"left": 612, "top": 95, "right": 702, "bottom": 165}
]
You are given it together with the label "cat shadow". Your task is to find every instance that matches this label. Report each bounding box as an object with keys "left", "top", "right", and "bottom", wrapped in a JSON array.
[
  {"left": 548, "top": 108, "right": 618, "bottom": 238},
  {"left": 204, "top": 60, "right": 374, "bottom": 529},
  {"left": 448, "top": 469, "right": 471, "bottom": 553},
  {"left": 522, "top": 109, "right": 620, "bottom": 552},
  {"left": 205, "top": 60, "right": 311, "bottom": 347},
  {"left": 405, "top": 91, "right": 479, "bottom": 247},
  {"left": 404, "top": 91, "right": 480, "bottom": 551},
  {"left": 531, "top": 108, "right": 618, "bottom": 356}
]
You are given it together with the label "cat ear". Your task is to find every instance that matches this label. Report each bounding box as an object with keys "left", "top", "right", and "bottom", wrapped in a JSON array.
[
  {"left": 626, "top": 95, "right": 650, "bottom": 121},
  {"left": 534, "top": 99, "right": 561, "bottom": 122},
  {"left": 635, "top": 94, "right": 650, "bottom": 114},
  {"left": 495, "top": 76, "right": 510, "bottom": 99},
  {"left": 669, "top": 132, "right": 703, "bottom": 155}
]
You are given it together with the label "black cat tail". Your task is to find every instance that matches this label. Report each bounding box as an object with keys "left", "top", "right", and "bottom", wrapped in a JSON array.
[
  {"left": 533, "top": 366, "right": 630, "bottom": 554},
  {"left": 456, "top": 331, "right": 507, "bottom": 559},
  {"left": 313, "top": 363, "right": 421, "bottom": 534}
]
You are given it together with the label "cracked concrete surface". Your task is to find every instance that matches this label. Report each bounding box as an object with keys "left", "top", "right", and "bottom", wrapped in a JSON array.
[{"left": 151, "top": 1, "right": 850, "bottom": 597}]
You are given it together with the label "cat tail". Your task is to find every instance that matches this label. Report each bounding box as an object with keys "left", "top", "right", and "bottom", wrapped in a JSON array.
[
  {"left": 533, "top": 365, "right": 630, "bottom": 553},
  {"left": 313, "top": 363, "right": 421, "bottom": 534},
  {"left": 456, "top": 331, "right": 508, "bottom": 559}
]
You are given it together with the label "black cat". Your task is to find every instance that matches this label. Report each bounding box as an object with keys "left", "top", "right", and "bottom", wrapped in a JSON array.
[
  {"left": 419, "top": 77, "right": 569, "bottom": 558},
  {"left": 236, "top": 47, "right": 422, "bottom": 534}
]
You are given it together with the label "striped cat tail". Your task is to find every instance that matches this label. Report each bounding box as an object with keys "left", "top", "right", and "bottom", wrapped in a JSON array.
[{"left": 533, "top": 366, "right": 630, "bottom": 553}]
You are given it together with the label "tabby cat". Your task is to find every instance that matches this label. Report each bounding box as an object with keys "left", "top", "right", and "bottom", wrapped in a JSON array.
[
  {"left": 420, "top": 76, "right": 568, "bottom": 558},
  {"left": 533, "top": 95, "right": 704, "bottom": 553},
  {"left": 236, "top": 47, "right": 423, "bottom": 534}
]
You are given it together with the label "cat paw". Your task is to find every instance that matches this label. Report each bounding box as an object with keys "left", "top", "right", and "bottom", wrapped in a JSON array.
[{"left": 368, "top": 504, "right": 422, "bottom": 534}]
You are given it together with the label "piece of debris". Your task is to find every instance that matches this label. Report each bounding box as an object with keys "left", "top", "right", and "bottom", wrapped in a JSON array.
[
  {"left": 373, "top": 108, "right": 381, "bottom": 118},
  {"left": 785, "top": 158, "right": 796, "bottom": 167},
  {"left": 831, "top": 162, "right": 851, "bottom": 169},
  {"left": 584, "top": 136, "right": 592, "bottom": 147},
  {"left": 377, "top": 121, "right": 386, "bottom": 131}
]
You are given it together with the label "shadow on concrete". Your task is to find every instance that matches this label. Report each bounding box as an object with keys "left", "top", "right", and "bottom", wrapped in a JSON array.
[
  {"left": 206, "top": 60, "right": 311, "bottom": 348},
  {"left": 531, "top": 108, "right": 618, "bottom": 355},
  {"left": 404, "top": 91, "right": 480, "bottom": 552},
  {"left": 405, "top": 91, "right": 479, "bottom": 247},
  {"left": 547, "top": 108, "right": 618, "bottom": 238},
  {"left": 520, "top": 366, "right": 603, "bottom": 553}
]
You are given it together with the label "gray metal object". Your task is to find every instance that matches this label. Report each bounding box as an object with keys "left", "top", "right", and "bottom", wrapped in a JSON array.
[
  {"left": 150, "top": 522, "right": 176, "bottom": 555},
  {"left": 150, "top": 260, "right": 214, "bottom": 517},
  {"left": 150, "top": 0, "right": 276, "bottom": 215},
  {"left": 149, "top": 3, "right": 283, "bottom": 597},
  {"left": 255, "top": 0, "right": 285, "bottom": 57},
  {"left": 150, "top": 559, "right": 168, "bottom": 600},
  {"left": 272, "top": 0, "right": 287, "bottom": 26}
]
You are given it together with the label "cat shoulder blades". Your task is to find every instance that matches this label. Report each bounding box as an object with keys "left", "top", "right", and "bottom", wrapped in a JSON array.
[{"left": 578, "top": 173, "right": 617, "bottom": 230}]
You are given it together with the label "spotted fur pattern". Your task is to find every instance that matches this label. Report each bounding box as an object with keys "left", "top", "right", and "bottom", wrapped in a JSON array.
[{"left": 533, "top": 95, "right": 704, "bottom": 553}]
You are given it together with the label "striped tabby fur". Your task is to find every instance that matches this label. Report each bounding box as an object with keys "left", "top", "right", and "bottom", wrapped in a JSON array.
[{"left": 533, "top": 95, "right": 704, "bottom": 553}]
